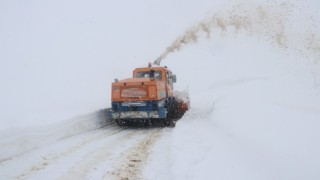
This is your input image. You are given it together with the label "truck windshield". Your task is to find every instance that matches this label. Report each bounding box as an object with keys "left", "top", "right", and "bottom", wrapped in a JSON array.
[{"left": 137, "top": 71, "right": 162, "bottom": 80}]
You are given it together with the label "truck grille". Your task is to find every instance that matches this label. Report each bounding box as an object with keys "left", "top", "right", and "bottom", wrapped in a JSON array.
[{"left": 121, "top": 88, "right": 146, "bottom": 98}]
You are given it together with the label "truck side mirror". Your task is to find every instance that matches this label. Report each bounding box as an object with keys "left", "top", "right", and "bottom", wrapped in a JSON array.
[{"left": 172, "top": 74, "right": 177, "bottom": 83}]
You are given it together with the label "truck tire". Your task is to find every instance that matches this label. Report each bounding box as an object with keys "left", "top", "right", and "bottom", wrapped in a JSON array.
[
  {"left": 165, "top": 118, "right": 175, "bottom": 127},
  {"left": 115, "top": 119, "right": 125, "bottom": 126}
]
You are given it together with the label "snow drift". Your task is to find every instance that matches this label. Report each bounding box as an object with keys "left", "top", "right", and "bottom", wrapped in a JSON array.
[{"left": 0, "top": 109, "right": 111, "bottom": 163}]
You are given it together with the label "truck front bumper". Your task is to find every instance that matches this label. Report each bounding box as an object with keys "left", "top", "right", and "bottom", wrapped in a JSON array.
[{"left": 110, "top": 110, "right": 165, "bottom": 119}]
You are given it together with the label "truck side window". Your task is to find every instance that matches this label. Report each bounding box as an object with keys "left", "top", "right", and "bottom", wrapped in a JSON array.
[
  {"left": 154, "top": 71, "right": 162, "bottom": 80},
  {"left": 167, "top": 71, "right": 173, "bottom": 88}
]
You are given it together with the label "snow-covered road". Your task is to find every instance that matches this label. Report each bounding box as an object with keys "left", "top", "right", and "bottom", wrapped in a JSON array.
[{"left": 0, "top": 123, "right": 165, "bottom": 180}]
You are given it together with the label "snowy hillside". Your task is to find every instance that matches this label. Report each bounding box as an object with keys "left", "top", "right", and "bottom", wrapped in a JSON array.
[{"left": 0, "top": 0, "right": 320, "bottom": 179}]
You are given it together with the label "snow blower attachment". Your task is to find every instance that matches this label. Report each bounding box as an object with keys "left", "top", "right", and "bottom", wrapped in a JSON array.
[{"left": 110, "top": 63, "right": 189, "bottom": 127}]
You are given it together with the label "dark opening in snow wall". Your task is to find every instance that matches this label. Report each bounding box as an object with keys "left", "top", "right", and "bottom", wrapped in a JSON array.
[{"left": 153, "top": 1, "right": 320, "bottom": 66}]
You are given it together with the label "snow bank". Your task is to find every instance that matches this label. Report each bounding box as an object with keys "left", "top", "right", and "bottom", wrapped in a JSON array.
[
  {"left": 145, "top": 44, "right": 320, "bottom": 179},
  {"left": 0, "top": 109, "right": 111, "bottom": 162},
  {"left": 159, "top": 77, "right": 319, "bottom": 179}
]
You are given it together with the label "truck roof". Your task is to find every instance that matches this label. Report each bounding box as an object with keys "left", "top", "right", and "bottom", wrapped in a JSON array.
[{"left": 133, "top": 66, "right": 168, "bottom": 72}]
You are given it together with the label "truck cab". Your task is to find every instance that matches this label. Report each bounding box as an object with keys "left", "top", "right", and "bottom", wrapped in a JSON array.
[{"left": 111, "top": 64, "right": 176, "bottom": 102}]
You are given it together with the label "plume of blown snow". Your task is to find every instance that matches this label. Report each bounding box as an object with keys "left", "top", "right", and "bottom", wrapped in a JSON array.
[{"left": 154, "top": 1, "right": 320, "bottom": 65}]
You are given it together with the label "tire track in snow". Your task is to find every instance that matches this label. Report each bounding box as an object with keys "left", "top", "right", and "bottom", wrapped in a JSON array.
[
  {"left": 104, "top": 128, "right": 163, "bottom": 180},
  {"left": 1, "top": 125, "right": 165, "bottom": 180},
  {"left": 57, "top": 128, "right": 143, "bottom": 180},
  {"left": 1, "top": 125, "right": 126, "bottom": 179}
]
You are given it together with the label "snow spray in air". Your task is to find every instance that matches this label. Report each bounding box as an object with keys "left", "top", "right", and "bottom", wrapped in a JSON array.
[{"left": 153, "top": 2, "right": 320, "bottom": 65}]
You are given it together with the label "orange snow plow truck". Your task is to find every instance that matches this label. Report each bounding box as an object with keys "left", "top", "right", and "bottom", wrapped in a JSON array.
[{"left": 110, "top": 63, "right": 189, "bottom": 127}]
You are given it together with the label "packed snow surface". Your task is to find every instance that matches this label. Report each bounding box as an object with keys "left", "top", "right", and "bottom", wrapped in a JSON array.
[{"left": 1, "top": 0, "right": 320, "bottom": 179}]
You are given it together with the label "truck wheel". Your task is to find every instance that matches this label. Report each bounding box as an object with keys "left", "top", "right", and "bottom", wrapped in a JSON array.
[
  {"left": 166, "top": 119, "right": 176, "bottom": 128},
  {"left": 115, "top": 119, "right": 124, "bottom": 126}
]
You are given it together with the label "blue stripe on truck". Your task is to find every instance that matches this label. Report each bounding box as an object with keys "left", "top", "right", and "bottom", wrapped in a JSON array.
[{"left": 111, "top": 99, "right": 167, "bottom": 119}]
